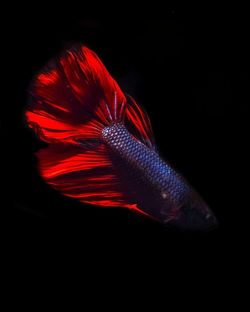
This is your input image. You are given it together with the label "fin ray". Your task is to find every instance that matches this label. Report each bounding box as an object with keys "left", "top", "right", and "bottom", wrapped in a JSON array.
[
  {"left": 26, "top": 44, "right": 156, "bottom": 216},
  {"left": 125, "top": 95, "right": 155, "bottom": 149},
  {"left": 37, "top": 143, "right": 139, "bottom": 210}
]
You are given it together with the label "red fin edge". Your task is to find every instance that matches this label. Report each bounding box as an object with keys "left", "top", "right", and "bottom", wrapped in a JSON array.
[{"left": 26, "top": 45, "right": 155, "bottom": 215}]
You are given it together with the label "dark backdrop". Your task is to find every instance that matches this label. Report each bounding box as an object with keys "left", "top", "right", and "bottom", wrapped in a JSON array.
[{"left": 1, "top": 4, "right": 249, "bottom": 274}]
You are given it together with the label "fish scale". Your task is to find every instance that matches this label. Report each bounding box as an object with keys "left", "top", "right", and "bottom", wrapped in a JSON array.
[{"left": 102, "top": 123, "right": 189, "bottom": 208}]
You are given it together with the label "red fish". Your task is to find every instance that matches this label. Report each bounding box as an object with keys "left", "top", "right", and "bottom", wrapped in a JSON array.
[{"left": 26, "top": 45, "right": 217, "bottom": 230}]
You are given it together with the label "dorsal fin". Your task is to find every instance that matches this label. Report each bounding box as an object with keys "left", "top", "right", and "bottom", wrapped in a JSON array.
[{"left": 125, "top": 95, "right": 155, "bottom": 149}]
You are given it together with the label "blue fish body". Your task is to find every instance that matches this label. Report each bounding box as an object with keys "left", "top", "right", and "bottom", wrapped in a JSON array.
[{"left": 102, "top": 124, "right": 217, "bottom": 230}]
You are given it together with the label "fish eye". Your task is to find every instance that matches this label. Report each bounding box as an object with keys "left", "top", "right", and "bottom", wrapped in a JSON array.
[{"left": 161, "top": 191, "right": 167, "bottom": 199}]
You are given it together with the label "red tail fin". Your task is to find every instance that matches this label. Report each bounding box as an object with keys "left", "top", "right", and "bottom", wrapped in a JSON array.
[
  {"left": 26, "top": 46, "right": 127, "bottom": 144},
  {"left": 26, "top": 45, "right": 154, "bottom": 213}
]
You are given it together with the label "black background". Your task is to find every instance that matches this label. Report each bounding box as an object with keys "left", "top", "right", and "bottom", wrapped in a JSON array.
[{"left": 1, "top": 3, "right": 249, "bottom": 280}]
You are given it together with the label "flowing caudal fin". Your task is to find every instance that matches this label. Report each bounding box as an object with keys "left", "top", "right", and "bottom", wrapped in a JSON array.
[{"left": 26, "top": 45, "right": 154, "bottom": 214}]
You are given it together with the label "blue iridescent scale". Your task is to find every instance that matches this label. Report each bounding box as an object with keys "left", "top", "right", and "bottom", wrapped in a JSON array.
[{"left": 102, "top": 123, "right": 190, "bottom": 208}]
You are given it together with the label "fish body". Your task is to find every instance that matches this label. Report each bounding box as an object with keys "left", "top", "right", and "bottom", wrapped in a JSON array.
[
  {"left": 102, "top": 123, "right": 215, "bottom": 229},
  {"left": 102, "top": 123, "right": 189, "bottom": 214},
  {"left": 26, "top": 45, "right": 217, "bottom": 230}
]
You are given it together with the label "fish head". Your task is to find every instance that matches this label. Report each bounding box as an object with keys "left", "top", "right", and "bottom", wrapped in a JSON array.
[{"left": 166, "top": 193, "right": 218, "bottom": 231}]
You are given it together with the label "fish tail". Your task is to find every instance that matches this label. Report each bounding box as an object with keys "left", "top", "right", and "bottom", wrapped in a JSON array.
[{"left": 26, "top": 45, "right": 155, "bottom": 213}]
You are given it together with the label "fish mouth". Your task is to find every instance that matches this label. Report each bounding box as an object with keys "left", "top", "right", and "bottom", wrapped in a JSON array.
[{"left": 165, "top": 206, "right": 218, "bottom": 231}]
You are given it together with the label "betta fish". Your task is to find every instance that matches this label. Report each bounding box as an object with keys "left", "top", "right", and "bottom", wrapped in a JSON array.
[{"left": 25, "top": 45, "right": 217, "bottom": 230}]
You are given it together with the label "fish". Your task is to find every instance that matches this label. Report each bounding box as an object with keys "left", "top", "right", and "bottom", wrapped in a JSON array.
[{"left": 25, "top": 44, "right": 217, "bottom": 230}]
